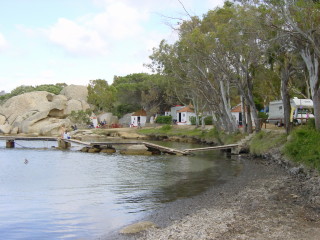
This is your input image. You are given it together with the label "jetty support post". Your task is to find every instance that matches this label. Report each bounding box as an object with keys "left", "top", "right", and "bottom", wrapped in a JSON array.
[
  {"left": 58, "top": 139, "right": 71, "bottom": 149},
  {"left": 6, "top": 140, "right": 15, "bottom": 148}
]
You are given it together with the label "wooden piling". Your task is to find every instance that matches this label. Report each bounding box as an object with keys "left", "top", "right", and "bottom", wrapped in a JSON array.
[
  {"left": 58, "top": 139, "right": 71, "bottom": 149},
  {"left": 6, "top": 140, "right": 15, "bottom": 148}
]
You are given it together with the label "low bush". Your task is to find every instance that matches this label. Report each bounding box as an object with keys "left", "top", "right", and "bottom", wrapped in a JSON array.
[
  {"left": 190, "top": 116, "right": 213, "bottom": 125},
  {"left": 155, "top": 116, "right": 172, "bottom": 124},
  {"left": 250, "top": 131, "right": 287, "bottom": 155},
  {"left": 284, "top": 127, "right": 320, "bottom": 171}
]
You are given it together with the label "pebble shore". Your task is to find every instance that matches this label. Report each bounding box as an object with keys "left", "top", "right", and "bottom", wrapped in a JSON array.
[{"left": 107, "top": 149, "right": 320, "bottom": 240}]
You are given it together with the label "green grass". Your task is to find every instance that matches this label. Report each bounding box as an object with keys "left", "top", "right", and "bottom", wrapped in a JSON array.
[
  {"left": 138, "top": 125, "right": 205, "bottom": 137},
  {"left": 138, "top": 125, "right": 245, "bottom": 144},
  {"left": 284, "top": 127, "right": 320, "bottom": 171},
  {"left": 249, "top": 131, "right": 287, "bottom": 155}
]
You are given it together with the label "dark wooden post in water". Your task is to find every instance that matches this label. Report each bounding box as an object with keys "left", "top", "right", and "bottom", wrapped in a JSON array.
[
  {"left": 58, "top": 139, "right": 71, "bottom": 149},
  {"left": 6, "top": 140, "right": 15, "bottom": 148}
]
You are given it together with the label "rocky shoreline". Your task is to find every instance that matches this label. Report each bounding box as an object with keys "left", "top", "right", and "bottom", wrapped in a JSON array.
[{"left": 105, "top": 147, "right": 320, "bottom": 240}]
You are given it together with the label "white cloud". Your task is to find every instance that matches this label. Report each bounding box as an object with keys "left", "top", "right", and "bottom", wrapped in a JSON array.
[
  {"left": 44, "top": 1, "right": 149, "bottom": 57},
  {"left": 45, "top": 18, "right": 108, "bottom": 56},
  {"left": 88, "top": 1, "right": 147, "bottom": 39},
  {"left": 0, "top": 32, "right": 8, "bottom": 51}
]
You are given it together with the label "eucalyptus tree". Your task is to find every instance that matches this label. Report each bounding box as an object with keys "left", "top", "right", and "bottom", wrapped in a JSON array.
[
  {"left": 200, "top": 3, "right": 269, "bottom": 132},
  {"left": 250, "top": 0, "right": 320, "bottom": 129}
]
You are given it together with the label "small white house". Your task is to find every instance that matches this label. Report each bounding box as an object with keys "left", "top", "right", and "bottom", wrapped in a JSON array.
[
  {"left": 176, "top": 105, "right": 196, "bottom": 125},
  {"left": 231, "top": 104, "right": 243, "bottom": 126},
  {"left": 90, "top": 114, "right": 98, "bottom": 128},
  {"left": 131, "top": 109, "right": 147, "bottom": 127},
  {"left": 231, "top": 103, "right": 257, "bottom": 127}
]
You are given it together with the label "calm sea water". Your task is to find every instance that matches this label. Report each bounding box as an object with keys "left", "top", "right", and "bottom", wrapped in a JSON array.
[{"left": 0, "top": 140, "right": 242, "bottom": 239}]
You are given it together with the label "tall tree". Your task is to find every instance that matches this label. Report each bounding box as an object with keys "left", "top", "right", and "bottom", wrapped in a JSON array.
[{"left": 87, "top": 79, "right": 116, "bottom": 112}]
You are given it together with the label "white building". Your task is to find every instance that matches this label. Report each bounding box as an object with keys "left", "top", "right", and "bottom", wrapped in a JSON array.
[
  {"left": 176, "top": 105, "right": 196, "bottom": 125},
  {"left": 131, "top": 109, "right": 147, "bottom": 127}
]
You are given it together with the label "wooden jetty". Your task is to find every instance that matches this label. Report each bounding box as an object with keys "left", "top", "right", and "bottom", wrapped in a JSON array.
[
  {"left": 0, "top": 135, "right": 240, "bottom": 155},
  {"left": 143, "top": 142, "right": 187, "bottom": 155},
  {"left": 184, "top": 143, "right": 239, "bottom": 153}
]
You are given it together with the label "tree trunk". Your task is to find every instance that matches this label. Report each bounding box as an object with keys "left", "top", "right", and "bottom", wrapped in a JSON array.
[
  {"left": 246, "top": 104, "right": 253, "bottom": 133},
  {"left": 281, "top": 60, "right": 292, "bottom": 135},
  {"left": 201, "top": 116, "right": 205, "bottom": 130},
  {"left": 301, "top": 48, "right": 320, "bottom": 130},
  {"left": 313, "top": 88, "right": 320, "bottom": 130},
  {"left": 241, "top": 96, "right": 247, "bottom": 133},
  {"left": 219, "top": 79, "right": 237, "bottom": 133}
]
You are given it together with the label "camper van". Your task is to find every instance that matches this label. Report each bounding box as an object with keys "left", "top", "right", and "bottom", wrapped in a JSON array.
[{"left": 268, "top": 97, "right": 314, "bottom": 125}]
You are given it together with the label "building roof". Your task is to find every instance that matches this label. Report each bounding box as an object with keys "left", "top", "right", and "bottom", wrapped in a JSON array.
[
  {"left": 231, "top": 104, "right": 242, "bottom": 113},
  {"left": 177, "top": 105, "right": 194, "bottom": 113},
  {"left": 132, "top": 109, "right": 147, "bottom": 116}
]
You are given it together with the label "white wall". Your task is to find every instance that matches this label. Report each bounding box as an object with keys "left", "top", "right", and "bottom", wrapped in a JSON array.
[{"left": 131, "top": 116, "right": 147, "bottom": 127}]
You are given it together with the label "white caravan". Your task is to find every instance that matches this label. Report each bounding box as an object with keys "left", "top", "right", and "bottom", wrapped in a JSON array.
[{"left": 268, "top": 97, "right": 314, "bottom": 125}]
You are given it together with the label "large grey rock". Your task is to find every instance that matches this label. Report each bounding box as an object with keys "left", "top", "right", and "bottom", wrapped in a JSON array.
[
  {"left": 60, "top": 84, "right": 88, "bottom": 101},
  {"left": 0, "top": 86, "right": 91, "bottom": 136},
  {"left": 119, "top": 112, "right": 133, "bottom": 126},
  {"left": 0, "top": 115, "right": 5, "bottom": 125},
  {"left": 0, "top": 124, "right": 12, "bottom": 134}
]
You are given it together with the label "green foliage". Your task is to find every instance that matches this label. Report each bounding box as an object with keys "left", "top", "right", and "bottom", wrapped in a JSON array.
[
  {"left": 190, "top": 116, "right": 213, "bottom": 125},
  {"left": 250, "top": 131, "right": 287, "bottom": 155},
  {"left": 0, "top": 83, "right": 66, "bottom": 104},
  {"left": 258, "top": 111, "right": 268, "bottom": 119},
  {"left": 69, "top": 109, "right": 92, "bottom": 125},
  {"left": 138, "top": 126, "right": 243, "bottom": 145},
  {"left": 34, "top": 84, "right": 63, "bottom": 95},
  {"left": 112, "top": 73, "right": 174, "bottom": 116},
  {"left": 306, "top": 118, "right": 315, "bottom": 129},
  {"left": 138, "top": 126, "right": 204, "bottom": 137},
  {"left": 284, "top": 127, "right": 320, "bottom": 171},
  {"left": 114, "top": 104, "right": 139, "bottom": 118},
  {"left": 87, "top": 79, "right": 117, "bottom": 112},
  {"left": 205, "top": 128, "right": 243, "bottom": 144},
  {"left": 155, "top": 116, "right": 172, "bottom": 124}
]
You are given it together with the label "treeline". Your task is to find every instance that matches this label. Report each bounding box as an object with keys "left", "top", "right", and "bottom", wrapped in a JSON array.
[
  {"left": 0, "top": 83, "right": 67, "bottom": 103},
  {"left": 3, "top": 1, "right": 320, "bottom": 134},
  {"left": 86, "top": 74, "right": 178, "bottom": 118},
  {"left": 145, "top": 0, "right": 320, "bottom": 133}
]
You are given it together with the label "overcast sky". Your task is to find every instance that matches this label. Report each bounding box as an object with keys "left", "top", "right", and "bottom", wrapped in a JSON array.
[{"left": 0, "top": 0, "right": 225, "bottom": 93}]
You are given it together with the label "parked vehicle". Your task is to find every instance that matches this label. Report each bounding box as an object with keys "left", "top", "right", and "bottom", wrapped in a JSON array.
[{"left": 267, "top": 97, "right": 314, "bottom": 125}]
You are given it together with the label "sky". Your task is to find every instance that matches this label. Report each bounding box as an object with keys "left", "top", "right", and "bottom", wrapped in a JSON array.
[{"left": 0, "top": 0, "right": 225, "bottom": 93}]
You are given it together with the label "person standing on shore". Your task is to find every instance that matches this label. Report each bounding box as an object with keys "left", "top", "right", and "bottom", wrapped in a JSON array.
[{"left": 60, "top": 125, "right": 65, "bottom": 139}]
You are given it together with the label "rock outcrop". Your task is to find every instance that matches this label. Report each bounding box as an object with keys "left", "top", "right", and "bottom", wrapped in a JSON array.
[{"left": 0, "top": 85, "right": 90, "bottom": 136}]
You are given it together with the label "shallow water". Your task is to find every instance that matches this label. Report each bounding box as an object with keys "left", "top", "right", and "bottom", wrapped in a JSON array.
[{"left": 0, "top": 140, "right": 242, "bottom": 239}]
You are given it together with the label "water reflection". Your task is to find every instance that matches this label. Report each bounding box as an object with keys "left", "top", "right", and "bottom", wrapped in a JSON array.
[{"left": 0, "top": 140, "right": 243, "bottom": 239}]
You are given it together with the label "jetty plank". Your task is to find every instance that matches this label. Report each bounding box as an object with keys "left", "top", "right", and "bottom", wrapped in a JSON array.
[
  {"left": 184, "top": 144, "right": 239, "bottom": 153},
  {"left": 142, "top": 142, "right": 187, "bottom": 155},
  {"left": 90, "top": 142, "right": 142, "bottom": 146},
  {"left": 63, "top": 139, "right": 91, "bottom": 146},
  {"left": 0, "top": 136, "right": 57, "bottom": 141}
]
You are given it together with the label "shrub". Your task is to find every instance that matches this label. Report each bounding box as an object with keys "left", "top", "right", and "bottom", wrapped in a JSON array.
[
  {"left": 306, "top": 118, "right": 315, "bottom": 129},
  {"left": 69, "top": 109, "right": 92, "bottom": 125},
  {"left": 155, "top": 116, "right": 172, "bottom": 124},
  {"left": 190, "top": 116, "right": 213, "bottom": 125},
  {"left": 250, "top": 131, "right": 287, "bottom": 155},
  {"left": 284, "top": 127, "right": 320, "bottom": 171}
]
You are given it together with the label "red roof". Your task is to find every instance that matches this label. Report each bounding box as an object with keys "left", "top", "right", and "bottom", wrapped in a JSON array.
[
  {"left": 132, "top": 109, "right": 147, "bottom": 116},
  {"left": 177, "top": 105, "right": 194, "bottom": 113},
  {"left": 231, "top": 104, "right": 242, "bottom": 113}
]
